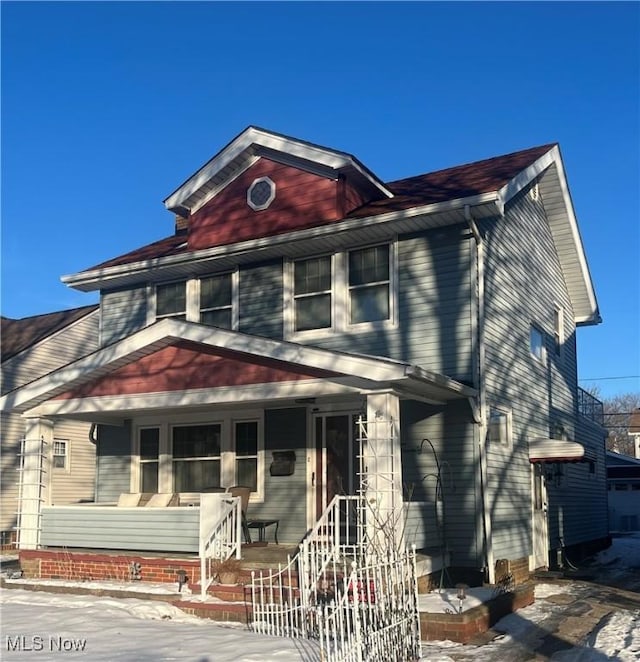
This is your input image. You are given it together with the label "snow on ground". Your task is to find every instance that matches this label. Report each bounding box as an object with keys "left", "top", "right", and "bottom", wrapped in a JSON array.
[{"left": 1, "top": 534, "right": 639, "bottom": 661}]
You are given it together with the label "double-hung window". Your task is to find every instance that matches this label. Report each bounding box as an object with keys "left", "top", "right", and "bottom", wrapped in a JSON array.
[
  {"left": 235, "top": 420, "right": 260, "bottom": 492},
  {"left": 172, "top": 424, "right": 222, "bottom": 492},
  {"left": 52, "top": 439, "right": 68, "bottom": 470},
  {"left": 200, "top": 273, "right": 233, "bottom": 328},
  {"left": 348, "top": 245, "right": 390, "bottom": 324},
  {"left": 156, "top": 281, "right": 186, "bottom": 320},
  {"left": 293, "top": 256, "right": 332, "bottom": 332},
  {"left": 488, "top": 407, "right": 511, "bottom": 447},
  {"left": 139, "top": 428, "right": 160, "bottom": 492}
]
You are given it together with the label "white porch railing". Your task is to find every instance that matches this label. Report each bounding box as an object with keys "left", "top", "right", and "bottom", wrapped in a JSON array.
[{"left": 199, "top": 494, "right": 242, "bottom": 600}]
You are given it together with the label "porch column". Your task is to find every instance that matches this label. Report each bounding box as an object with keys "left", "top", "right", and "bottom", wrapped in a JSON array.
[
  {"left": 18, "top": 417, "right": 53, "bottom": 549},
  {"left": 364, "top": 391, "right": 404, "bottom": 552}
]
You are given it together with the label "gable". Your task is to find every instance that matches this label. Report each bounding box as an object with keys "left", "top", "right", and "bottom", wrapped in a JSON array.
[
  {"left": 188, "top": 157, "right": 370, "bottom": 250},
  {"left": 53, "top": 340, "right": 340, "bottom": 400}
]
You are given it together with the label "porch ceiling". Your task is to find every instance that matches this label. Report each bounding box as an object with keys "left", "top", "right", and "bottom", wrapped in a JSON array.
[{"left": 1, "top": 319, "right": 475, "bottom": 419}]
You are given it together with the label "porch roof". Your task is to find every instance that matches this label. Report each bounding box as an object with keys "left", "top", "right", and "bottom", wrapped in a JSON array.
[{"left": 0, "top": 318, "right": 475, "bottom": 419}]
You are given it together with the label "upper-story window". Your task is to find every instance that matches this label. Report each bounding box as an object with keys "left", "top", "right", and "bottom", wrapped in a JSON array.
[
  {"left": 294, "top": 256, "right": 332, "bottom": 332},
  {"left": 488, "top": 407, "right": 511, "bottom": 447},
  {"left": 152, "top": 272, "right": 237, "bottom": 329},
  {"left": 200, "top": 273, "right": 233, "bottom": 328},
  {"left": 530, "top": 325, "right": 545, "bottom": 363},
  {"left": 156, "top": 281, "right": 187, "bottom": 320},
  {"left": 286, "top": 243, "right": 396, "bottom": 337},
  {"left": 348, "top": 245, "right": 390, "bottom": 324}
]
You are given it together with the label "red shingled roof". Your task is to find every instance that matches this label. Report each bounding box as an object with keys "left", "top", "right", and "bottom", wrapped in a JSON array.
[
  {"left": 84, "top": 143, "right": 556, "bottom": 272},
  {"left": 1, "top": 305, "right": 98, "bottom": 362}
]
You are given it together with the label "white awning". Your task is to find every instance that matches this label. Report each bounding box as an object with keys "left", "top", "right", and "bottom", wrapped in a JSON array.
[{"left": 528, "top": 438, "right": 596, "bottom": 463}]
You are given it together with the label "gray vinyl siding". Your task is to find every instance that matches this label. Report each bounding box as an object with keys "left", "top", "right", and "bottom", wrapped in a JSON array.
[
  {"left": 249, "top": 407, "right": 308, "bottom": 544},
  {"left": 40, "top": 506, "right": 199, "bottom": 552},
  {"left": 400, "top": 399, "right": 481, "bottom": 568},
  {"left": 95, "top": 423, "right": 132, "bottom": 502},
  {"left": 100, "top": 286, "right": 148, "bottom": 346},
  {"left": 482, "top": 181, "right": 601, "bottom": 560},
  {"left": 297, "top": 227, "right": 474, "bottom": 382},
  {"left": 238, "top": 260, "right": 284, "bottom": 339},
  {"left": 0, "top": 413, "right": 24, "bottom": 533},
  {"left": 50, "top": 419, "right": 96, "bottom": 505}
]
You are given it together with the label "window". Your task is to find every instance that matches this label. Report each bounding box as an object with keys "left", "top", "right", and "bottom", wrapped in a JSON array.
[
  {"left": 553, "top": 306, "right": 564, "bottom": 356},
  {"left": 235, "top": 421, "right": 259, "bottom": 492},
  {"left": 293, "top": 256, "right": 332, "bottom": 332},
  {"left": 172, "top": 424, "right": 222, "bottom": 492},
  {"left": 530, "top": 325, "right": 545, "bottom": 362},
  {"left": 52, "top": 440, "right": 68, "bottom": 470},
  {"left": 348, "top": 245, "right": 390, "bottom": 324},
  {"left": 139, "top": 428, "right": 159, "bottom": 492},
  {"left": 488, "top": 408, "right": 511, "bottom": 446},
  {"left": 247, "top": 177, "right": 276, "bottom": 211},
  {"left": 286, "top": 243, "right": 396, "bottom": 337},
  {"left": 156, "top": 281, "right": 186, "bottom": 320},
  {"left": 200, "top": 273, "right": 233, "bottom": 328}
]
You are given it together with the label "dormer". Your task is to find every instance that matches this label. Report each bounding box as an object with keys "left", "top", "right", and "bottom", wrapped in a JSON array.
[{"left": 163, "top": 126, "right": 393, "bottom": 251}]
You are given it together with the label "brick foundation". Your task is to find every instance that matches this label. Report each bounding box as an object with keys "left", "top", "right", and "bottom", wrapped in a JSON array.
[
  {"left": 19, "top": 550, "right": 199, "bottom": 585},
  {"left": 420, "top": 582, "right": 535, "bottom": 644}
]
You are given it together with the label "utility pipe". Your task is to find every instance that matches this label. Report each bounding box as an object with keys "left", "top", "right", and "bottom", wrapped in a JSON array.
[{"left": 465, "top": 205, "right": 495, "bottom": 584}]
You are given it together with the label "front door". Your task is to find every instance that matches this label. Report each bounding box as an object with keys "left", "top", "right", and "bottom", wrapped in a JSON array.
[
  {"left": 531, "top": 463, "right": 549, "bottom": 569},
  {"left": 313, "top": 413, "right": 360, "bottom": 521}
]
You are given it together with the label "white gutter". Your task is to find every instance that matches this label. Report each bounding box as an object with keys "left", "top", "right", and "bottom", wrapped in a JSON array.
[
  {"left": 465, "top": 204, "right": 495, "bottom": 584},
  {"left": 62, "top": 191, "right": 502, "bottom": 290}
]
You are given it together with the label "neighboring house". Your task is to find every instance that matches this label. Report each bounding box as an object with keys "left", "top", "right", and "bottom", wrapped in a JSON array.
[
  {"left": 606, "top": 450, "right": 640, "bottom": 532},
  {"left": 0, "top": 306, "right": 99, "bottom": 547},
  {"left": 1, "top": 127, "right": 608, "bottom": 582},
  {"left": 630, "top": 407, "right": 640, "bottom": 459}
]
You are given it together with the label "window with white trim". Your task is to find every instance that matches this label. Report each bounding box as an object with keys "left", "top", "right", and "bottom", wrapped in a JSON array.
[
  {"left": 293, "top": 256, "right": 332, "bottom": 332},
  {"left": 200, "top": 273, "right": 233, "bottom": 328},
  {"left": 172, "top": 423, "right": 222, "bottom": 492},
  {"left": 156, "top": 281, "right": 187, "bottom": 320},
  {"left": 139, "top": 427, "right": 159, "bottom": 492},
  {"left": 52, "top": 439, "right": 69, "bottom": 470},
  {"left": 488, "top": 407, "right": 511, "bottom": 447},
  {"left": 530, "top": 325, "right": 545, "bottom": 362},
  {"left": 286, "top": 243, "right": 396, "bottom": 337},
  {"left": 234, "top": 420, "right": 261, "bottom": 492},
  {"left": 348, "top": 244, "right": 390, "bottom": 324}
]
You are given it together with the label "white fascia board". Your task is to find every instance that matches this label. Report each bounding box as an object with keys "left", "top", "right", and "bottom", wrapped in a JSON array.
[
  {"left": 24, "top": 379, "right": 360, "bottom": 418},
  {"left": 62, "top": 191, "right": 502, "bottom": 291},
  {"left": 164, "top": 127, "right": 392, "bottom": 211},
  {"left": 498, "top": 145, "right": 599, "bottom": 325}
]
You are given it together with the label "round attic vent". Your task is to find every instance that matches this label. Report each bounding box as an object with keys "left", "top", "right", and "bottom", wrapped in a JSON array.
[{"left": 247, "top": 176, "right": 276, "bottom": 211}]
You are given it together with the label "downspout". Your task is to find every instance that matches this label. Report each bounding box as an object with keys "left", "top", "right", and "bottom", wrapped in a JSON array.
[{"left": 465, "top": 204, "right": 495, "bottom": 584}]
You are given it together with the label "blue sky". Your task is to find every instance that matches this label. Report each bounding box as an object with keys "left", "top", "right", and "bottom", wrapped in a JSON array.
[{"left": 1, "top": 2, "right": 638, "bottom": 398}]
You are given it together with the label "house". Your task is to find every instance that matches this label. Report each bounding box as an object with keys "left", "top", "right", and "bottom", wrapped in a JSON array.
[
  {"left": 0, "top": 127, "right": 609, "bottom": 585},
  {"left": 0, "top": 306, "right": 99, "bottom": 548}
]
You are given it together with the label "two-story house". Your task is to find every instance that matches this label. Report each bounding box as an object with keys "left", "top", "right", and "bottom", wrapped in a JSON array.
[{"left": 1, "top": 127, "right": 608, "bottom": 585}]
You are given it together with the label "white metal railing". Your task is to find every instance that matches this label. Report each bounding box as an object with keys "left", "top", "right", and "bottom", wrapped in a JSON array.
[
  {"left": 317, "top": 547, "right": 421, "bottom": 662},
  {"left": 199, "top": 494, "right": 242, "bottom": 600}
]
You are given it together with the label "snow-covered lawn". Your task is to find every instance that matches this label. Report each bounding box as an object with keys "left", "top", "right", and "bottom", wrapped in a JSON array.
[{"left": 1, "top": 533, "right": 639, "bottom": 661}]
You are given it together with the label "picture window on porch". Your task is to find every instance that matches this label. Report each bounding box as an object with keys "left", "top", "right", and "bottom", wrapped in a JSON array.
[
  {"left": 52, "top": 439, "right": 68, "bottom": 470},
  {"left": 139, "top": 427, "right": 159, "bottom": 492},
  {"left": 348, "top": 244, "right": 390, "bottom": 324},
  {"left": 200, "top": 273, "right": 233, "bottom": 328},
  {"left": 172, "top": 424, "right": 222, "bottom": 492},
  {"left": 294, "top": 256, "right": 332, "bottom": 332},
  {"left": 235, "top": 420, "right": 259, "bottom": 492},
  {"left": 156, "top": 281, "right": 186, "bottom": 320}
]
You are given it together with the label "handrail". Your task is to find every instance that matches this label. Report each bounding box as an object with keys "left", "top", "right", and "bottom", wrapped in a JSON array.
[{"left": 199, "top": 495, "right": 242, "bottom": 600}]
